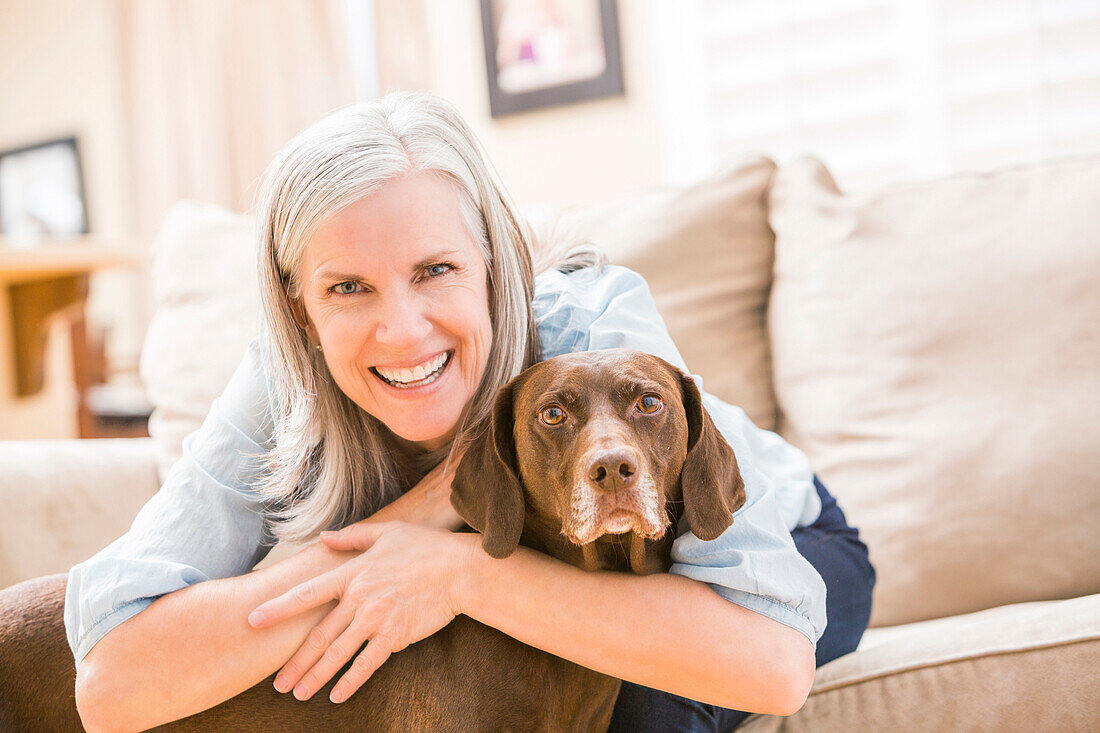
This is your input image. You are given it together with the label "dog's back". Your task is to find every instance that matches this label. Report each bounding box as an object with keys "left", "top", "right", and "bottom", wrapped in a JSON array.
[
  {"left": 0, "top": 575, "right": 85, "bottom": 733},
  {"left": 0, "top": 575, "right": 617, "bottom": 732},
  {"left": 166, "top": 614, "right": 618, "bottom": 732}
]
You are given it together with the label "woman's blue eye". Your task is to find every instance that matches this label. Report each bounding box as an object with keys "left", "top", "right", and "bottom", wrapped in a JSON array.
[
  {"left": 332, "top": 281, "right": 360, "bottom": 295},
  {"left": 426, "top": 263, "right": 454, "bottom": 278}
]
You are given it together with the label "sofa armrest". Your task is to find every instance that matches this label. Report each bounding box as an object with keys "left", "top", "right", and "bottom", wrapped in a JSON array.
[{"left": 0, "top": 438, "right": 160, "bottom": 589}]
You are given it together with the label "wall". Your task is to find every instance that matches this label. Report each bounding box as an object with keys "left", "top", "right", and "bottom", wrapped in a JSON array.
[{"left": 385, "top": 0, "right": 663, "bottom": 210}]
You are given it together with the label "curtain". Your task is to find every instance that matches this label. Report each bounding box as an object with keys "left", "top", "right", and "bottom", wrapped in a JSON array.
[{"left": 114, "top": 0, "right": 356, "bottom": 236}]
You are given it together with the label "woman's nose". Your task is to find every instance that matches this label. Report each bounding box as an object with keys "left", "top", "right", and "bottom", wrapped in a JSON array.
[{"left": 373, "top": 291, "right": 432, "bottom": 346}]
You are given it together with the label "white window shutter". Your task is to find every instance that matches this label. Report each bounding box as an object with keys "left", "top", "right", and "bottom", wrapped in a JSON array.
[{"left": 648, "top": 0, "right": 1100, "bottom": 190}]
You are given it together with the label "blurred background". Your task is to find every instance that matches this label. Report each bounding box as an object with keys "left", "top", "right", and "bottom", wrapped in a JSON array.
[{"left": 2, "top": 0, "right": 1099, "bottom": 440}]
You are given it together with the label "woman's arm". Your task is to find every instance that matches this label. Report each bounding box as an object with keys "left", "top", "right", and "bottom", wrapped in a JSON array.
[
  {"left": 460, "top": 540, "right": 817, "bottom": 716},
  {"left": 258, "top": 523, "right": 816, "bottom": 717},
  {"left": 75, "top": 474, "right": 461, "bottom": 733},
  {"left": 76, "top": 541, "right": 349, "bottom": 733}
]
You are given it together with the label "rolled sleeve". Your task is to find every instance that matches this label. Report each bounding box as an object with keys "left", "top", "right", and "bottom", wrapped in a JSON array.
[
  {"left": 533, "top": 264, "right": 828, "bottom": 648},
  {"left": 670, "top": 487, "right": 827, "bottom": 647},
  {"left": 64, "top": 338, "right": 277, "bottom": 668}
]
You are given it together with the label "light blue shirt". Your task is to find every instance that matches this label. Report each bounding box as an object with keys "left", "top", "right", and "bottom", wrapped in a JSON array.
[{"left": 64, "top": 264, "right": 826, "bottom": 669}]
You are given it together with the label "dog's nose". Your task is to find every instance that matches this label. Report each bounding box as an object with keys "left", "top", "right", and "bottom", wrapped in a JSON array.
[{"left": 588, "top": 449, "right": 637, "bottom": 492}]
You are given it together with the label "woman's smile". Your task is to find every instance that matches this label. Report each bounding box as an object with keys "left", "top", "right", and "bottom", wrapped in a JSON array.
[{"left": 370, "top": 349, "right": 454, "bottom": 391}]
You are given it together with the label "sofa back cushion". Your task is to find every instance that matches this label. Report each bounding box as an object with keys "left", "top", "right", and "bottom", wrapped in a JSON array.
[
  {"left": 767, "top": 155, "right": 1100, "bottom": 627},
  {"left": 141, "top": 201, "right": 259, "bottom": 480},
  {"left": 544, "top": 156, "right": 780, "bottom": 430}
]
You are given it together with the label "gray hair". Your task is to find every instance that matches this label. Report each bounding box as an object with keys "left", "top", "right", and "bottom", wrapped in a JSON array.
[{"left": 253, "top": 91, "right": 603, "bottom": 544}]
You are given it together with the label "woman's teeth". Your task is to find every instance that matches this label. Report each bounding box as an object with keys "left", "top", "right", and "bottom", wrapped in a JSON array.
[{"left": 373, "top": 351, "right": 450, "bottom": 388}]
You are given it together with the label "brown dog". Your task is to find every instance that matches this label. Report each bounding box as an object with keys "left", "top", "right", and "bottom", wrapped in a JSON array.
[{"left": 0, "top": 349, "right": 745, "bottom": 732}]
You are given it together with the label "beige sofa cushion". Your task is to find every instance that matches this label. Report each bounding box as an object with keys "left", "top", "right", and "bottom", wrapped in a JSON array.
[
  {"left": 0, "top": 438, "right": 159, "bottom": 589},
  {"left": 140, "top": 201, "right": 259, "bottom": 480},
  {"left": 740, "top": 593, "right": 1100, "bottom": 732},
  {"left": 768, "top": 155, "right": 1100, "bottom": 627},
  {"left": 545, "top": 156, "right": 780, "bottom": 431}
]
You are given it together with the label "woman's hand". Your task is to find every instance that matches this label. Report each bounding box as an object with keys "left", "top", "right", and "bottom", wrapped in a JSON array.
[{"left": 247, "top": 521, "right": 477, "bottom": 703}]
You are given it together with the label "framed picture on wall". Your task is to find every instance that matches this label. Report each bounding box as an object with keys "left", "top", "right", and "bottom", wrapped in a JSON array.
[
  {"left": 0, "top": 136, "right": 89, "bottom": 239},
  {"left": 480, "top": 0, "right": 624, "bottom": 117}
]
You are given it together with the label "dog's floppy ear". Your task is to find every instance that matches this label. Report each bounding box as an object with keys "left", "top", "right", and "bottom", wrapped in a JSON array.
[
  {"left": 678, "top": 372, "right": 746, "bottom": 541},
  {"left": 451, "top": 381, "right": 526, "bottom": 558}
]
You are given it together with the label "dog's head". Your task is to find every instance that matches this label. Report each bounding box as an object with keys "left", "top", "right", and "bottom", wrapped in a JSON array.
[{"left": 451, "top": 349, "right": 746, "bottom": 573}]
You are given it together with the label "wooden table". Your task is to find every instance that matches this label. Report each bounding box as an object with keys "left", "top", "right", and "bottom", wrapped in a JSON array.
[{"left": 0, "top": 240, "right": 137, "bottom": 399}]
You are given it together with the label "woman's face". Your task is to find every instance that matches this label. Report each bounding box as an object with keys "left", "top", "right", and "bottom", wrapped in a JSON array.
[{"left": 295, "top": 172, "right": 493, "bottom": 452}]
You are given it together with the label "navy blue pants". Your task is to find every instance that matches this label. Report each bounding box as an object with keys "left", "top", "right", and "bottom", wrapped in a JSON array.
[{"left": 607, "top": 476, "right": 876, "bottom": 732}]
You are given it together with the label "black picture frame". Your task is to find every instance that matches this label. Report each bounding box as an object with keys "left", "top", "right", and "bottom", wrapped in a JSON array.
[
  {"left": 0, "top": 136, "right": 90, "bottom": 238},
  {"left": 480, "top": 0, "right": 624, "bottom": 118}
]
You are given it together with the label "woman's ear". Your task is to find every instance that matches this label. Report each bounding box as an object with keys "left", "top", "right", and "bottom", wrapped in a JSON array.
[
  {"left": 678, "top": 372, "right": 747, "bottom": 541},
  {"left": 284, "top": 287, "right": 320, "bottom": 344},
  {"left": 451, "top": 381, "right": 526, "bottom": 558}
]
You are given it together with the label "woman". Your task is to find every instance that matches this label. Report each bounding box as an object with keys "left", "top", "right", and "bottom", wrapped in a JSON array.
[{"left": 66, "top": 92, "right": 874, "bottom": 732}]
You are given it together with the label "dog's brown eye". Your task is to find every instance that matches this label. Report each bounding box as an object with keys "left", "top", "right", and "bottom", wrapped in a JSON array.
[
  {"left": 637, "top": 394, "right": 662, "bottom": 413},
  {"left": 540, "top": 405, "right": 566, "bottom": 425}
]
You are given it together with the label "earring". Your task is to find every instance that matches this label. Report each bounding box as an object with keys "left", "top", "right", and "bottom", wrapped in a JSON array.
[{"left": 315, "top": 343, "right": 323, "bottom": 352}]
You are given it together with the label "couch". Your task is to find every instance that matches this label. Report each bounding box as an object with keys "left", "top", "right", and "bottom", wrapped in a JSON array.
[{"left": 2, "top": 153, "right": 1098, "bottom": 731}]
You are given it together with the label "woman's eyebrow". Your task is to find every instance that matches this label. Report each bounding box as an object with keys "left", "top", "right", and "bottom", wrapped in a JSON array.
[
  {"left": 411, "top": 248, "right": 462, "bottom": 270},
  {"left": 315, "top": 269, "right": 364, "bottom": 283},
  {"left": 314, "top": 249, "right": 463, "bottom": 283}
]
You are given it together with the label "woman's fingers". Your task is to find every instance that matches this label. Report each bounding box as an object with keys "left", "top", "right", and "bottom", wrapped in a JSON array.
[
  {"left": 249, "top": 565, "right": 345, "bottom": 628},
  {"left": 259, "top": 523, "right": 465, "bottom": 704},
  {"left": 318, "top": 521, "right": 390, "bottom": 551},
  {"left": 289, "top": 612, "right": 375, "bottom": 701},
  {"left": 330, "top": 634, "right": 396, "bottom": 704},
  {"left": 272, "top": 600, "right": 357, "bottom": 694}
]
